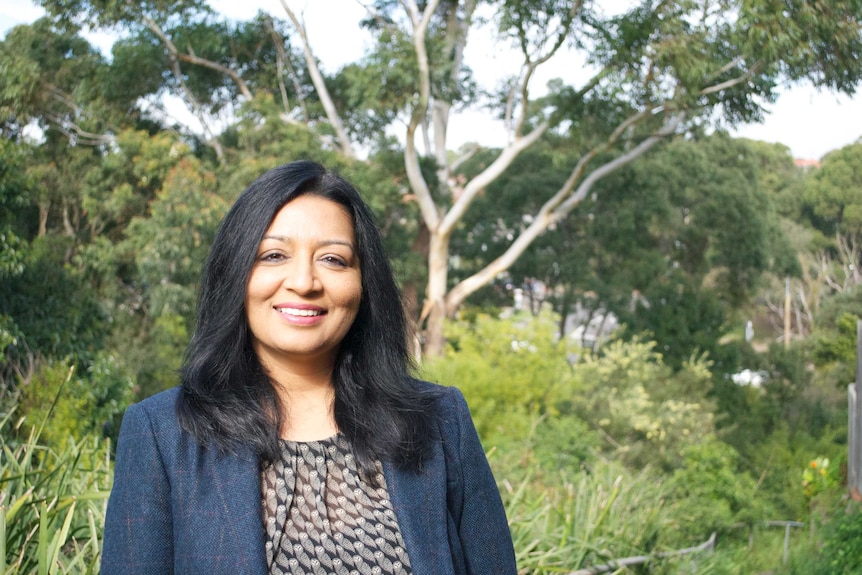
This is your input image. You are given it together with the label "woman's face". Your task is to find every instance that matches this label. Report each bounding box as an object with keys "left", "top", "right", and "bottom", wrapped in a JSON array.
[{"left": 245, "top": 194, "right": 362, "bottom": 370}]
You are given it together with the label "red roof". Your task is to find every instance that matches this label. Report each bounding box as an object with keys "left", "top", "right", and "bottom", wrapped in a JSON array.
[{"left": 794, "top": 158, "right": 820, "bottom": 168}]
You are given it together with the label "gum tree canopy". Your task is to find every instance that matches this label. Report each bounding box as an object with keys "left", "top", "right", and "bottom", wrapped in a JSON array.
[{"left": 29, "top": 0, "right": 862, "bottom": 355}]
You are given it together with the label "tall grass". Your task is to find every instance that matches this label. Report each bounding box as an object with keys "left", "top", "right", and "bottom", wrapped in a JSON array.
[
  {"left": 504, "top": 462, "right": 680, "bottom": 574},
  {"left": 1, "top": 407, "right": 111, "bottom": 574}
]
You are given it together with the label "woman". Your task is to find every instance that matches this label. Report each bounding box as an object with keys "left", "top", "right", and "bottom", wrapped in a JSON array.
[{"left": 102, "top": 161, "right": 517, "bottom": 575}]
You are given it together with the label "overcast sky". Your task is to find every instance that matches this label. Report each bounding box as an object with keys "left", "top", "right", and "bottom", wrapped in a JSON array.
[{"left": 3, "top": 0, "right": 861, "bottom": 161}]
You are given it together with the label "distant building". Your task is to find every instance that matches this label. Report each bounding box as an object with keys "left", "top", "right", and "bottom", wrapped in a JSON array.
[{"left": 794, "top": 158, "right": 820, "bottom": 170}]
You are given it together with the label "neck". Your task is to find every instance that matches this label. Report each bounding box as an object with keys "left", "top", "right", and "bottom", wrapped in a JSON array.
[{"left": 258, "top": 356, "right": 339, "bottom": 442}]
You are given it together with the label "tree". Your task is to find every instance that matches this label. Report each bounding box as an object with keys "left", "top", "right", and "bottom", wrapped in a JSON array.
[
  {"left": 35, "top": 0, "right": 334, "bottom": 160},
  {"left": 452, "top": 133, "right": 795, "bottom": 366},
  {"left": 34, "top": 0, "right": 862, "bottom": 356},
  {"left": 332, "top": 0, "right": 862, "bottom": 355},
  {"left": 0, "top": 18, "right": 141, "bottom": 144},
  {"left": 804, "top": 141, "right": 862, "bottom": 237}
]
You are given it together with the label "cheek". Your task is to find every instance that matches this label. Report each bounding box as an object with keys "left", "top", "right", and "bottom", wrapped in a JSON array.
[
  {"left": 246, "top": 269, "right": 277, "bottom": 301},
  {"left": 346, "top": 279, "right": 362, "bottom": 313}
]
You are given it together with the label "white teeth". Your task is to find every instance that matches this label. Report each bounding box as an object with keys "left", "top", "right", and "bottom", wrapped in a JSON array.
[{"left": 278, "top": 308, "right": 322, "bottom": 317}]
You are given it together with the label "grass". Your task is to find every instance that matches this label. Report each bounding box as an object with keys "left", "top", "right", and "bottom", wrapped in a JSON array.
[{"left": 1, "top": 400, "right": 112, "bottom": 575}]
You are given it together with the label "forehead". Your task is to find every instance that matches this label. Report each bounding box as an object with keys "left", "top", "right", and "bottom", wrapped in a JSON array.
[{"left": 264, "top": 195, "right": 355, "bottom": 238}]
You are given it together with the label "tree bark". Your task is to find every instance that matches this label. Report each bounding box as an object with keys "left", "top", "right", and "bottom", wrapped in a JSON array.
[
  {"left": 422, "top": 232, "right": 452, "bottom": 358},
  {"left": 38, "top": 203, "right": 49, "bottom": 237}
]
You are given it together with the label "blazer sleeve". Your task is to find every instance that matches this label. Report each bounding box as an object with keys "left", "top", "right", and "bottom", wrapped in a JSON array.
[
  {"left": 102, "top": 401, "right": 175, "bottom": 575},
  {"left": 444, "top": 387, "right": 518, "bottom": 575}
]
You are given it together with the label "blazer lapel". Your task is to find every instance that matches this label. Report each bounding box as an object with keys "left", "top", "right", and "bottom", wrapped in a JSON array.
[
  {"left": 209, "top": 447, "right": 268, "bottom": 574},
  {"left": 384, "top": 455, "right": 454, "bottom": 575}
]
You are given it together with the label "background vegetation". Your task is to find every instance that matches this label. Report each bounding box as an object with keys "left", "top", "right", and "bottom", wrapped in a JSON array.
[{"left": 2, "top": 0, "right": 862, "bottom": 573}]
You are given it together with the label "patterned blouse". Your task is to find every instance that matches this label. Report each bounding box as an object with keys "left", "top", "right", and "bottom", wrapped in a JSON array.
[{"left": 260, "top": 434, "right": 413, "bottom": 575}]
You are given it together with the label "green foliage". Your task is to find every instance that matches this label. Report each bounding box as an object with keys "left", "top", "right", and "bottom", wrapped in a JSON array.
[
  {"left": 455, "top": 134, "right": 793, "bottom": 371},
  {"left": 619, "top": 274, "right": 729, "bottom": 371},
  {"left": 803, "top": 141, "right": 862, "bottom": 236},
  {"left": 421, "top": 309, "right": 578, "bottom": 444},
  {"left": 791, "top": 503, "right": 862, "bottom": 575},
  {"left": 334, "top": 28, "right": 420, "bottom": 142},
  {"left": 504, "top": 461, "right": 672, "bottom": 574},
  {"left": 665, "top": 439, "right": 767, "bottom": 542},
  {"left": 0, "top": 407, "right": 110, "bottom": 574},
  {"left": 573, "top": 338, "right": 717, "bottom": 470},
  {"left": 812, "top": 504, "right": 862, "bottom": 574},
  {"left": 80, "top": 129, "right": 193, "bottom": 240},
  {"left": 811, "top": 289, "right": 862, "bottom": 388},
  {"left": 131, "top": 313, "right": 187, "bottom": 399},
  {"left": 743, "top": 139, "right": 809, "bottom": 222},
  {"left": 124, "top": 157, "right": 225, "bottom": 319},
  {"left": 0, "top": 18, "right": 133, "bottom": 138},
  {"left": 1, "top": 236, "right": 108, "bottom": 373},
  {"left": 0, "top": 139, "right": 31, "bottom": 280},
  {"left": 17, "top": 356, "right": 133, "bottom": 446},
  {"left": 37, "top": 0, "right": 210, "bottom": 32}
]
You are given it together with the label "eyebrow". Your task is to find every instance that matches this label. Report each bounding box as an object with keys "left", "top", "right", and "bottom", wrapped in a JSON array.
[{"left": 260, "top": 235, "right": 356, "bottom": 251}]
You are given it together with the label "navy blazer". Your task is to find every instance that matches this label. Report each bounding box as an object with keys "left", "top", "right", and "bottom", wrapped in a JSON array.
[{"left": 102, "top": 384, "right": 517, "bottom": 575}]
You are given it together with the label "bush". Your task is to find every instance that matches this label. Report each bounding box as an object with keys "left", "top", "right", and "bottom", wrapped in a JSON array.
[
  {"left": 790, "top": 502, "right": 862, "bottom": 575},
  {"left": 17, "top": 355, "right": 133, "bottom": 446},
  {"left": 421, "top": 309, "right": 579, "bottom": 445}
]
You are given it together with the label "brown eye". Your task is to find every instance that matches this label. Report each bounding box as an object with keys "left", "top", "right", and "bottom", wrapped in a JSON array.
[
  {"left": 259, "top": 251, "right": 288, "bottom": 263},
  {"left": 321, "top": 255, "right": 348, "bottom": 267}
]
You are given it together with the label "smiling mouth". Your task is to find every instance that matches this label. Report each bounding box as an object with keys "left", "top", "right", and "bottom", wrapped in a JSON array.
[{"left": 277, "top": 308, "right": 324, "bottom": 317}]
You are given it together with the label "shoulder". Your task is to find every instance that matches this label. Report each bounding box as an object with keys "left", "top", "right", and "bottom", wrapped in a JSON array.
[
  {"left": 407, "top": 378, "right": 475, "bottom": 441},
  {"left": 137, "top": 386, "right": 182, "bottom": 411},
  {"left": 122, "top": 387, "right": 182, "bottom": 426},
  {"left": 116, "top": 387, "right": 184, "bottom": 451},
  {"left": 411, "top": 379, "right": 467, "bottom": 408},
  {"left": 407, "top": 378, "right": 469, "bottom": 414}
]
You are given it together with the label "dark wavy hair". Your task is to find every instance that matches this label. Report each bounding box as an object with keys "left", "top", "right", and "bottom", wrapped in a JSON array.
[{"left": 178, "top": 160, "right": 438, "bottom": 477}]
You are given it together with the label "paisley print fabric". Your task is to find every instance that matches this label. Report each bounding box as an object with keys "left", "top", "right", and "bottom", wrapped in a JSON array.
[{"left": 261, "top": 435, "right": 413, "bottom": 575}]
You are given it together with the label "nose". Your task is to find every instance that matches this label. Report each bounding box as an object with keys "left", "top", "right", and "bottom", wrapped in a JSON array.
[{"left": 282, "top": 258, "right": 321, "bottom": 295}]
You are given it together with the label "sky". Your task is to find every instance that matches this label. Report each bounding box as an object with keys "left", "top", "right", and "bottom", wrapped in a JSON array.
[{"left": 2, "top": 0, "right": 861, "bottom": 161}]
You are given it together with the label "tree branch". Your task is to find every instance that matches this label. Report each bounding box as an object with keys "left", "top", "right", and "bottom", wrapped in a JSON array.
[
  {"left": 513, "top": 1, "right": 580, "bottom": 137},
  {"left": 700, "top": 62, "right": 762, "bottom": 96},
  {"left": 279, "top": 1, "right": 356, "bottom": 158},
  {"left": 444, "top": 113, "right": 684, "bottom": 313},
  {"left": 449, "top": 143, "right": 481, "bottom": 173},
  {"left": 45, "top": 112, "right": 114, "bottom": 146},
  {"left": 556, "top": 113, "right": 683, "bottom": 215},
  {"left": 541, "top": 106, "right": 657, "bottom": 217},
  {"left": 142, "top": 15, "right": 254, "bottom": 102},
  {"left": 441, "top": 121, "right": 549, "bottom": 235},
  {"left": 162, "top": 41, "right": 225, "bottom": 160},
  {"left": 264, "top": 17, "right": 295, "bottom": 118}
]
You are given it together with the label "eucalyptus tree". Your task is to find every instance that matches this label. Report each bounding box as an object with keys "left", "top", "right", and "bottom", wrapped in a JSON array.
[
  {"left": 34, "top": 0, "right": 862, "bottom": 356},
  {"left": 454, "top": 133, "right": 796, "bottom": 365},
  {"left": 0, "top": 18, "right": 129, "bottom": 144},
  {"left": 34, "top": 0, "right": 316, "bottom": 160}
]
